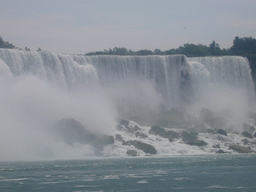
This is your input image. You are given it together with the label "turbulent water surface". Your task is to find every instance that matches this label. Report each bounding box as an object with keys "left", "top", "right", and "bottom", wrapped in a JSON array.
[{"left": 0, "top": 154, "right": 255, "bottom": 192}]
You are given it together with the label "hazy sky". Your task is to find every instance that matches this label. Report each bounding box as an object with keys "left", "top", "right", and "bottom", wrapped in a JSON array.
[{"left": 1, "top": 0, "right": 256, "bottom": 54}]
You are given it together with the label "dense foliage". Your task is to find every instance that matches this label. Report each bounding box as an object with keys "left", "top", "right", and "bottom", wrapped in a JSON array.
[
  {"left": 86, "top": 36, "right": 255, "bottom": 57},
  {"left": 0, "top": 36, "right": 15, "bottom": 49}
]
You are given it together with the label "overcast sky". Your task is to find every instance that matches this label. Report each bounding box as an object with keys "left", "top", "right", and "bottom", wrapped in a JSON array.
[{"left": 1, "top": 0, "right": 256, "bottom": 54}]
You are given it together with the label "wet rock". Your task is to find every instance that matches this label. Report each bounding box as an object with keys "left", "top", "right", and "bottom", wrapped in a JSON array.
[
  {"left": 181, "top": 131, "right": 207, "bottom": 146},
  {"left": 160, "top": 130, "right": 180, "bottom": 141},
  {"left": 135, "top": 132, "right": 148, "bottom": 139},
  {"left": 134, "top": 142, "right": 157, "bottom": 155},
  {"left": 242, "top": 131, "right": 253, "bottom": 139},
  {"left": 217, "top": 129, "right": 227, "bottom": 136},
  {"left": 213, "top": 144, "right": 220, "bottom": 148},
  {"left": 149, "top": 126, "right": 165, "bottom": 135},
  {"left": 181, "top": 131, "right": 198, "bottom": 143},
  {"left": 216, "top": 149, "right": 225, "bottom": 153},
  {"left": 242, "top": 138, "right": 250, "bottom": 145},
  {"left": 122, "top": 140, "right": 157, "bottom": 155},
  {"left": 116, "top": 124, "right": 124, "bottom": 131},
  {"left": 187, "top": 140, "right": 207, "bottom": 146},
  {"left": 134, "top": 125, "right": 141, "bottom": 131},
  {"left": 115, "top": 134, "right": 125, "bottom": 143},
  {"left": 126, "top": 150, "right": 137, "bottom": 156},
  {"left": 229, "top": 145, "right": 255, "bottom": 153},
  {"left": 119, "top": 119, "right": 129, "bottom": 127}
]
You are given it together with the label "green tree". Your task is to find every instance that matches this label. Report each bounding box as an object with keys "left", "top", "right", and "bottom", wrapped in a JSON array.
[
  {"left": 0, "top": 36, "right": 15, "bottom": 49},
  {"left": 231, "top": 36, "right": 256, "bottom": 55}
]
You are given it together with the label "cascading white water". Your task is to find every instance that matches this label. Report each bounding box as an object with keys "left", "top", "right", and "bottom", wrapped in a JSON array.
[{"left": 0, "top": 48, "right": 255, "bottom": 160}]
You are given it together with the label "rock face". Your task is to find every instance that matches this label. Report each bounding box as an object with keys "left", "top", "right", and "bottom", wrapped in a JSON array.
[{"left": 229, "top": 145, "right": 255, "bottom": 153}]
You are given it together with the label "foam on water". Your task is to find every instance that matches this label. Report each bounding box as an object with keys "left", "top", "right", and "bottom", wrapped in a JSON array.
[{"left": 0, "top": 49, "right": 255, "bottom": 160}]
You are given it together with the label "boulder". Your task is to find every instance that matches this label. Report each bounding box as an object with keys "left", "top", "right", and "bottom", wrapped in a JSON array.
[
  {"left": 187, "top": 140, "right": 207, "bottom": 146},
  {"left": 149, "top": 126, "right": 166, "bottom": 135},
  {"left": 119, "top": 119, "right": 129, "bottom": 127},
  {"left": 217, "top": 129, "right": 227, "bottom": 136},
  {"left": 135, "top": 132, "right": 148, "bottom": 139},
  {"left": 115, "top": 134, "right": 125, "bottom": 143},
  {"left": 229, "top": 145, "right": 255, "bottom": 153},
  {"left": 126, "top": 150, "right": 137, "bottom": 156},
  {"left": 242, "top": 131, "right": 253, "bottom": 139},
  {"left": 213, "top": 144, "right": 220, "bottom": 148},
  {"left": 242, "top": 138, "right": 250, "bottom": 145},
  {"left": 181, "top": 131, "right": 198, "bottom": 143},
  {"left": 160, "top": 130, "right": 180, "bottom": 141},
  {"left": 254, "top": 132, "right": 256, "bottom": 138},
  {"left": 134, "top": 142, "right": 157, "bottom": 155},
  {"left": 181, "top": 131, "right": 207, "bottom": 146},
  {"left": 216, "top": 149, "right": 225, "bottom": 154}
]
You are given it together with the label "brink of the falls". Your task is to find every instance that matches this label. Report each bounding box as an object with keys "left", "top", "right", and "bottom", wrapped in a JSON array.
[{"left": 0, "top": 48, "right": 255, "bottom": 161}]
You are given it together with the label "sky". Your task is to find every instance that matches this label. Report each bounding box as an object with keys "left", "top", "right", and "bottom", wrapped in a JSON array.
[{"left": 0, "top": 0, "right": 256, "bottom": 54}]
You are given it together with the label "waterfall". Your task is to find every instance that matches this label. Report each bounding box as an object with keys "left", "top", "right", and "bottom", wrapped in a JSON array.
[
  {"left": 189, "top": 56, "right": 255, "bottom": 103},
  {"left": 0, "top": 49, "right": 194, "bottom": 107},
  {"left": 1, "top": 49, "right": 256, "bottom": 160}
]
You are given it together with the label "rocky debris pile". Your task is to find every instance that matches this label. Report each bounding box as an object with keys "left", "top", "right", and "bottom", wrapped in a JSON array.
[{"left": 53, "top": 106, "right": 256, "bottom": 157}]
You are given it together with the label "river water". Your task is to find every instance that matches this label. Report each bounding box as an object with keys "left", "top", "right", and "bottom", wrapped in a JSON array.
[{"left": 0, "top": 154, "right": 255, "bottom": 191}]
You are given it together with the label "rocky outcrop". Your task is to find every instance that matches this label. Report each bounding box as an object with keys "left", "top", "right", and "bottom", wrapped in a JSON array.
[
  {"left": 115, "top": 134, "right": 125, "bottom": 143},
  {"left": 134, "top": 142, "right": 157, "bottom": 155},
  {"left": 216, "top": 149, "right": 225, "bottom": 153},
  {"left": 122, "top": 140, "right": 157, "bottom": 155},
  {"left": 135, "top": 131, "right": 148, "bottom": 139},
  {"left": 181, "top": 131, "right": 207, "bottom": 146},
  {"left": 242, "top": 131, "right": 253, "bottom": 139},
  {"left": 229, "top": 145, "right": 255, "bottom": 153},
  {"left": 217, "top": 129, "right": 227, "bottom": 136},
  {"left": 149, "top": 126, "right": 166, "bottom": 135},
  {"left": 126, "top": 150, "right": 137, "bottom": 156}
]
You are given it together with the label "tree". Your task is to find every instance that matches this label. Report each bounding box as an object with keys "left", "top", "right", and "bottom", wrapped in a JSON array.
[
  {"left": 0, "top": 36, "right": 15, "bottom": 49},
  {"left": 231, "top": 36, "right": 256, "bottom": 55}
]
